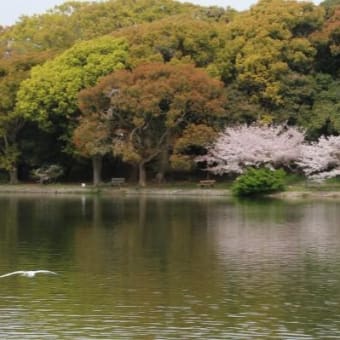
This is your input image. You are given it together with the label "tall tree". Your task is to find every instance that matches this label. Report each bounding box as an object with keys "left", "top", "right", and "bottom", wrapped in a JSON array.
[
  {"left": 311, "top": 4, "right": 340, "bottom": 73},
  {"left": 210, "top": 0, "right": 324, "bottom": 108},
  {"left": 0, "top": 50, "right": 52, "bottom": 183},
  {"left": 73, "top": 113, "right": 111, "bottom": 185},
  {"left": 15, "top": 36, "right": 129, "bottom": 165},
  {"left": 307, "top": 77, "right": 340, "bottom": 137},
  {"left": 77, "top": 63, "right": 227, "bottom": 186}
]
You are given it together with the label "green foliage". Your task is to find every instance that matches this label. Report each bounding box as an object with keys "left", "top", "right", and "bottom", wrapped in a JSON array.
[
  {"left": 232, "top": 168, "right": 286, "bottom": 196},
  {"left": 321, "top": 0, "right": 340, "bottom": 10},
  {"left": 305, "top": 77, "right": 340, "bottom": 137},
  {"left": 0, "top": 50, "right": 52, "bottom": 178},
  {"left": 171, "top": 124, "right": 218, "bottom": 171},
  {"left": 211, "top": 0, "right": 324, "bottom": 107},
  {"left": 0, "top": 144, "right": 20, "bottom": 172},
  {"left": 2, "top": 0, "right": 197, "bottom": 51},
  {"left": 16, "top": 37, "right": 129, "bottom": 130},
  {"left": 0, "top": 0, "right": 338, "bottom": 183},
  {"left": 113, "top": 16, "right": 226, "bottom": 68}
]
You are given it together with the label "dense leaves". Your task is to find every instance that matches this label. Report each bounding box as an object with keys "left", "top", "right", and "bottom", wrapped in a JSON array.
[
  {"left": 112, "top": 16, "right": 226, "bottom": 67},
  {"left": 77, "top": 63, "right": 227, "bottom": 185},
  {"left": 16, "top": 37, "right": 129, "bottom": 128},
  {"left": 216, "top": 0, "right": 323, "bottom": 107},
  {"left": 0, "top": 0, "right": 339, "bottom": 184},
  {"left": 0, "top": 50, "right": 53, "bottom": 182},
  {"left": 232, "top": 168, "right": 286, "bottom": 196},
  {"left": 1, "top": 0, "right": 197, "bottom": 51}
]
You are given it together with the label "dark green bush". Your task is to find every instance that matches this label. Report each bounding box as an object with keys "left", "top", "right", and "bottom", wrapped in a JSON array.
[{"left": 232, "top": 168, "right": 286, "bottom": 197}]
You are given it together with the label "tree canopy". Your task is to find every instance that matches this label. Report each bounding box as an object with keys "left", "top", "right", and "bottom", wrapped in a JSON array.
[
  {"left": 77, "top": 63, "right": 227, "bottom": 185},
  {"left": 16, "top": 36, "right": 129, "bottom": 129},
  {"left": 0, "top": 0, "right": 338, "bottom": 184},
  {"left": 1, "top": 0, "right": 198, "bottom": 51}
]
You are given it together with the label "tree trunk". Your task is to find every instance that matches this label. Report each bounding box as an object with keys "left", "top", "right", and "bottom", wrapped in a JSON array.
[
  {"left": 9, "top": 166, "right": 19, "bottom": 185},
  {"left": 128, "top": 164, "right": 138, "bottom": 183},
  {"left": 92, "top": 155, "right": 103, "bottom": 186},
  {"left": 138, "top": 162, "right": 147, "bottom": 187},
  {"left": 155, "top": 145, "right": 168, "bottom": 184}
]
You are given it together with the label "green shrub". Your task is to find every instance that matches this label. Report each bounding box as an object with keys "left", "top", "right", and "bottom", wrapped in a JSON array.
[{"left": 232, "top": 168, "right": 286, "bottom": 197}]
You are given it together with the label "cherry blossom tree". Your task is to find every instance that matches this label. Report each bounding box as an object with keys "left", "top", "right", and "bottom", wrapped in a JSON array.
[
  {"left": 296, "top": 136, "right": 340, "bottom": 181},
  {"left": 196, "top": 124, "right": 305, "bottom": 175}
]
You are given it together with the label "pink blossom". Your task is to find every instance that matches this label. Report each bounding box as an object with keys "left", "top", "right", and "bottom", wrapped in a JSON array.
[
  {"left": 297, "top": 136, "right": 340, "bottom": 181},
  {"left": 196, "top": 124, "right": 305, "bottom": 175}
]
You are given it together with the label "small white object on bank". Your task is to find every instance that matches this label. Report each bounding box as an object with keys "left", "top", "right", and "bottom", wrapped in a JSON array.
[{"left": 81, "top": 183, "right": 86, "bottom": 187}]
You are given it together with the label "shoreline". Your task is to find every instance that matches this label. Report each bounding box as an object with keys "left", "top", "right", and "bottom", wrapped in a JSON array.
[
  {"left": 0, "top": 184, "right": 230, "bottom": 197},
  {"left": 1, "top": 184, "right": 340, "bottom": 200}
]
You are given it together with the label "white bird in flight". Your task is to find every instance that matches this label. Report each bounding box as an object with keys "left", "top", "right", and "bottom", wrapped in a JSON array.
[{"left": 0, "top": 270, "right": 58, "bottom": 278}]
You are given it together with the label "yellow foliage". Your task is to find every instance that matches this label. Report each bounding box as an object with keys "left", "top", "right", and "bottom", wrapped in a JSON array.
[
  {"left": 174, "top": 124, "right": 217, "bottom": 153},
  {"left": 258, "top": 114, "right": 274, "bottom": 125},
  {"left": 113, "top": 141, "right": 141, "bottom": 164},
  {"left": 169, "top": 154, "right": 193, "bottom": 171}
]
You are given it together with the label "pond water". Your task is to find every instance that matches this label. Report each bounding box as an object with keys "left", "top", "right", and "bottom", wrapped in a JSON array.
[{"left": 0, "top": 194, "right": 340, "bottom": 339}]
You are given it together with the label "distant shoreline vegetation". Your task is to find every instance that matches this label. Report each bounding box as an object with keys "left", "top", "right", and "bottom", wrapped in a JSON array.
[{"left": 0, "top": 0, "right": 339, "bottom": 189}]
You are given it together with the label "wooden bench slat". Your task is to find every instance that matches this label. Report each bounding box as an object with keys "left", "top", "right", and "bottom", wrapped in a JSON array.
[
  {"left": 198, "top": 179, "right": 216, "bottom": 188},
  {"left": 111, "top": 178, "right": 125, "bottom": 186}
]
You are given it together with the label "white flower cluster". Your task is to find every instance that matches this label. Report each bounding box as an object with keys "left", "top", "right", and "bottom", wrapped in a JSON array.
[
  {"left": 197, "top": 124, "right": 304, "bottom": 174},
  {"left": 196, "top": 124, "right": 340, "bottom": 182},
  {"left": 296, "top": 136, "right": 340, "bottom": 181}
]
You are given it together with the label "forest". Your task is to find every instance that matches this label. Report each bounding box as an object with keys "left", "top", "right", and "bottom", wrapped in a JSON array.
[{"left": 0, "top": 0, "right": 339, "bottom": 186}]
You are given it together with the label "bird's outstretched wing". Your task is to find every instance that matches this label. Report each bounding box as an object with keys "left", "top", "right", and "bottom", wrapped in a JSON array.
[
  {"left": 0, "top": 271, "right": 26, "bottom": 278},
  {"left": 35, "top": 270, "right": 58, "bottom": 275},
  {"left": 0, "top": 270, "right": 58, "bottom": 278}
]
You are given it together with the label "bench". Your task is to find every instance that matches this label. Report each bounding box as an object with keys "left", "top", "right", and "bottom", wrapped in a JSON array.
[
  {"left": 111, "top": 177, "right": 125, "bottom": 187},
  {"left": 198, "top": 179, "right": 216, "bottom": 188}
]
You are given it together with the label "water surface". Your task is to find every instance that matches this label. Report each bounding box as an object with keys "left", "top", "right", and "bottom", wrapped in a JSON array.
[{"left": 0, "top": 194, "right": 340, "bottom": 339}]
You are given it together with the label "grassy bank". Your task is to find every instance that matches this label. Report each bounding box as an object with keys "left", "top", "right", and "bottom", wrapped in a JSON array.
[
  {"left": 0, "top": 183, "right": 100, "bottom": 194},
  {"left": 0, "top": 182, "right": 231, "bottom": 197},
  {"left": 1, "top": 178, "right": 340, "bottom": 200}
]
